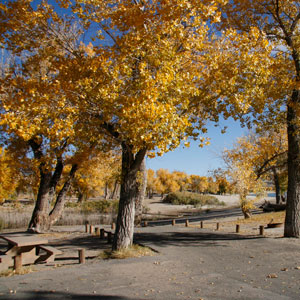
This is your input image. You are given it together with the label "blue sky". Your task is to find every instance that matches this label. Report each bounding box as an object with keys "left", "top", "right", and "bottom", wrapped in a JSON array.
[{"left": 146, "top": 117, "right": 248, "bottom": 176}]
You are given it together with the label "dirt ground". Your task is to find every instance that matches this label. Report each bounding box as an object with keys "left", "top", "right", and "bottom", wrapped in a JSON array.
[{"left": 1, "top": 195, "right": 299, "bottom": 300}]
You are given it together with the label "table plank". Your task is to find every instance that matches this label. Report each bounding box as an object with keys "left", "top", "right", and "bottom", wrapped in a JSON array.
[{"left": 0, "top": 235, "right": 48, "bottom": 247}]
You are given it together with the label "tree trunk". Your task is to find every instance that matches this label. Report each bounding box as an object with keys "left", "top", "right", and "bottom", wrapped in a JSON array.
[
  {"left": 272, "top": 168, "right": 281, "bottom": 205},
  {"left": 28, "top": 170, "right": 52, "bottom": 232},
  {"left": 104, "top": 183, "right": 109, "bottom": 200},
  {"left": 285, "top": 92, "right": 300, "bottom": 237},
  {"left": 110, "top": 181, "right": 120, "bottom": 199},
  {"left": 135, "top": 157, "right": 147, "bottom": 225},
  {"left": 112, "top": 144, "right": 147, "bottom": 250},
  {"left": 77, "top": 192, "right": 84, "bottom": 203},
  {"left": 49, "top": 164, "right": 78, "bottom": 226}
]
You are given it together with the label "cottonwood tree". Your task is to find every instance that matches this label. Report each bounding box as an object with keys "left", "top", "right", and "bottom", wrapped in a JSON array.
[
  {"left": 0, "top": 3, "right": 112, "bottom": 232},
  {"left": 223, "top": 143, "right": 266, "bottom": 218},
  {"left": 62, "top": 0, "right": 226, "bottom": 250},
  {"left": 71, "top": 150, "right": 121, "bottom": 202},
  {"left": 213, "top": 0, "right": 300, "bottom": 236},
  {"left": 1, "top": 0, "right": 227, "bottom": 249},
  {"left": 0, "top": 147, "right": 18, "bottom": 203}
]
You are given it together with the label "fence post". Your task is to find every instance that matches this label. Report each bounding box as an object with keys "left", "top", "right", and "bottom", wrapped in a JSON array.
[
  {"left": 216, "top": 222, "right": 220, "bottom": 231},
  {"left": 100, "top": 229, "right": 105, "bottom": 239},
  {"left": 107, "top": 232, "right": 112, "bottom": 243},
  {"left": 259, "top": 225, "right": 264, "bottom": 236},
  {"left": 236, "top": 224, "right": 240, "bottom": 233},
  {"left": 185, "top": 220, "right": 189, "bottom": 227},
  {"left": 78, "top": 249, "right": 85, "bottom": 264},
  {"left": 200, "top": 221, "right": 203, "bottom": 228},
  {"left": 95, "top": 227, "right": 100, "bottom": 236},
  {"left": 89, "top": 225, "right": 94, "bottom": 234}
]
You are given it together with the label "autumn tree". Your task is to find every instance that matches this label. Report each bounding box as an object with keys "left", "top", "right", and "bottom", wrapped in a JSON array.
[
  {"left": 60, "top": 0, "right": 227, "bottom": 250},
  {"left": 0, "top": 147, "right": 18, "bottom": 203},
  {"left": 223, "top": 143, "right": 266, "bottom": 219},
  {"left": 71, "top": 150, "right": 121, "bottom": 202},
  {"left": 155, "top": 169, "right": 180, "bottom": 196},
  {"left": 0, "top": 2, "right": 113, "bottom": 232},
  {"left": 209, "top": 168, "right": 231, "bottom": 195},
  {"left": 211, "top": 0, "right": 300, "bottom": 236},
  {"left": 173, "top": 171, "right": 191, "bottom": 192},
  {"left": 1, "top": 0, "right": 229, "bottom": 248},
  {"left": 146, "top": 169, "right": 156, "bottom": 198},
  {"left": 189, "top": 175, "right": 208, "bottom": 194}
]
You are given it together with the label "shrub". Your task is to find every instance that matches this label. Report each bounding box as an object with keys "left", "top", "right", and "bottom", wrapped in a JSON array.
[
  {"left": 65, "top": 199, "right": 119, "bottom": 214},
  {"left": 163, "top": 191, "right": 223, "bottom": 207}
]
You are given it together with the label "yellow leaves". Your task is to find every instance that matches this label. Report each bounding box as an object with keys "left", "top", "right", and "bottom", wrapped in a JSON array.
[
  {"left": 147, "top": 152, "right": 156, "bottom": 159},
  {"left": 0, "top": 148, "right": 19, "bottom": 202}
]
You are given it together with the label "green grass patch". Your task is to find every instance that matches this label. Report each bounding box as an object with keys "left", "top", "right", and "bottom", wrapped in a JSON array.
[
  {"left": 163, "top": 191, "right": 224, "bottom": 207},
  {"left": 100, "top": 244, "right": 155, "bottom": 260}
]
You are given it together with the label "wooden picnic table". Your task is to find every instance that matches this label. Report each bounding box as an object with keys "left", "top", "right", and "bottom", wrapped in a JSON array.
[{"left": 0, "top": 234, "right": 61, "bottom": 272}]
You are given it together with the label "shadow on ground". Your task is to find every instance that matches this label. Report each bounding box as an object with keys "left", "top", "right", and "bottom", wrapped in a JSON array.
[
  {"left": 0, "top": 291, "right": 142, "bottom": 300},
  {"left": 134, "top": 231, "right": 264, "bottom": 248}
]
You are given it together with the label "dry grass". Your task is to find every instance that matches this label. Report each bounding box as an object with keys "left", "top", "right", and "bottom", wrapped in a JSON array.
[
  {"left": 100, "top": 244, "right": 155, "bottom": 260},
  {"left": 0, "top": 266, "right": 35, "bottom": 277},
  {"left": 187, "top": 211, "right": 286, "bottom": 237},
  {"left": 0, "top": 204, "right": 116, "bottom": 230},
  {"left": 232, "top": 211, "right": 285, "bottom": 226}
]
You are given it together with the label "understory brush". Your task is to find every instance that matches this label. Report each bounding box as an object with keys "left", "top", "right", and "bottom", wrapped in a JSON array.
[{"left": 163, "top": 191, "right": 224, "bottom": 207}]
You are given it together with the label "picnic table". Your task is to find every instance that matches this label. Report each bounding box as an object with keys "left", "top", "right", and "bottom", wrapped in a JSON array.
[{"left": 0, "top": 234, "right": 62, "bottom": 272}]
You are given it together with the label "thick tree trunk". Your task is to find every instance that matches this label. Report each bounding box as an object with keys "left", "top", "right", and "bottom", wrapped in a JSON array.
[
  {"left": 135, "top": 157, "right": 147, "bottom": 225},
  {"left": 49, "top": 164, "right": 78, "bottom": 226},
  {"left": 28, "top": 170, "right": 52, "bottom": 232},
  {"left": 272, "top": 168, "right": 281, "bottom": 205},
  {"left": 285, "top": 93, "right": 300, "bottom": 237},
  {"left": 27, "top": 150, "right": 65, "bottom": 232},
  {"left": 112, "top": 144, "right": 147, "bottom": 250}
]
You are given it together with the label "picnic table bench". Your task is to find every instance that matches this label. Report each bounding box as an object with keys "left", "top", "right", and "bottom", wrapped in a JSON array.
[{"left": 0, "top": 234, "right": 62, "bottom": 272}]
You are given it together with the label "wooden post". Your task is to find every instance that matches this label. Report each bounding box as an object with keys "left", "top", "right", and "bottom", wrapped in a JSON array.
[
  {"left": 236, "top": 224, "right": 240, "bottom": 233},
  {"left": 259, "top": 225, "right": 264, "bottom": 236},
  {"left": 100, "top": 229, "right": 105, "bottom": 239},
  {"left": 107, "top": 232, "right": 112, "bottom": 243},
  {"left": 95, "top": 227, "right": 100, "bottom": 236},
  {"left": 144, "top": 221, "right": 148, "bottom": 227},
  {"left": 14, "top": 254, "right": 22, "bottom": 272},
  {"left": 85, "top": 223, "right": 89, "bottom": 233},
  {"left": 172, "top": 219, "right": 176, "bottom": 226},
  {"left": 200, "top": 221, "right": 203, "bottom": 228},
  {"left": 216, "top": 222, "right": 220, "bottom": 231},
  {"left": 185, "top": 220, "right": 189, "bottom": 227},
  {"left": 89, "top": 225, "right": 94, "bottom": 234},
  {"left": 111, "top": 223, "right": 115, "bottom": 230},
  {"left": 78, "top": 249, "right": 85, "bottom": 264}
]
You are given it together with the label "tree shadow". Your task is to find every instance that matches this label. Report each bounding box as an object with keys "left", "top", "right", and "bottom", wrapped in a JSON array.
[
  {"left": 0, "top": 290, "right": 142, "bottom": 300},
  {"left": 50, "top": 235, "right": 111, "bottom": 251},
  {"left": 134, "top": 230, "right": 264, "bottom": 248}
]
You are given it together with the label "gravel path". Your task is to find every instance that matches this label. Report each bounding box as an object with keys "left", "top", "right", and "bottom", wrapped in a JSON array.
[
  {"left": 0, "top": 224, "right": 300, "bottom": 300},
  {"left": 2, "top": 193, "right": 298, "bottom": 300}
]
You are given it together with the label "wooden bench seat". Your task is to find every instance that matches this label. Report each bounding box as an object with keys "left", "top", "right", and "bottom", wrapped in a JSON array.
[{"left": 36, "top": 245, "right": 62, "bottom": 263}]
